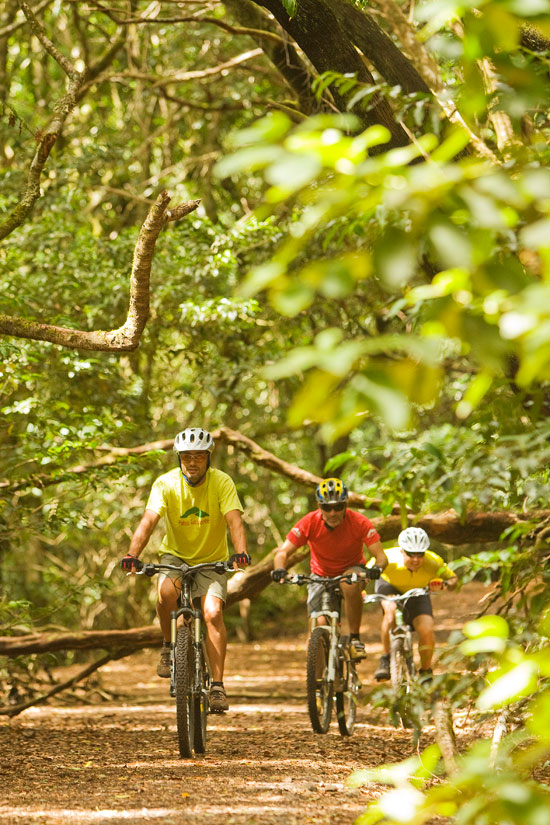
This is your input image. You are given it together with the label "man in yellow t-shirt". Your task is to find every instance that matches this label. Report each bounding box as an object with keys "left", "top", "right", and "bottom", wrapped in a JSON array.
[
  {"left": 120, "top": 427, "right": 249, "bottom": 712},
  {"left": 373, "top": 527, "right": 457, "bottom": 681}
]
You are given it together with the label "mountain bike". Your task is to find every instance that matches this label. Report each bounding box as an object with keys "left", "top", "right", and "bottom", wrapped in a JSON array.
[
  {"left": 283, "top": 570, "right": 378, "bottom": 736},
  {"left": 364, "top": 585, "right": 440, "bottom": 733},
  {"left": 364, "top": 587, "right": 429, "bottom": 691},
  {"left": 135, "top": 558, "right": 236, "bottom": 758}
]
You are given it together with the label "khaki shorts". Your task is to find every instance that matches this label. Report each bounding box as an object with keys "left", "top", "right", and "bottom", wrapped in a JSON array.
[{"left": 159, "top": 553, "right": 228, "bottom": 603}]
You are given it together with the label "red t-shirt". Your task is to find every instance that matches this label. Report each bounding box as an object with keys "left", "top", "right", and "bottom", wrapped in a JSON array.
[{"left": 286, "top": 509, "right": 381, "bottom": 576}]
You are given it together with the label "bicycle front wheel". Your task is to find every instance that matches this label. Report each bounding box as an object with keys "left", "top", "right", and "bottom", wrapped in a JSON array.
[
  {"left": 390, "top": 633, "right": 417, "bottom": 730},
  {"left": 306, "top": 626, "right": 333, "bottom": 734},
  {"left": 389, "top": 635, "right": 406, "bottom": 694},
  {"left": 335, "top": 657, "right": 358, "bottom": 736},
  {"left": 192, "top": 642, "right": 209, "bottom": 754},
  {"left": 175, "top": 626, "right": 194, "bottom": 758}
]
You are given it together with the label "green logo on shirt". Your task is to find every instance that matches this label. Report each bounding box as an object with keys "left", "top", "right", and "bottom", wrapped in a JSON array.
[{"left": 181, "top": 507, "right": 210, "bottom": 519}]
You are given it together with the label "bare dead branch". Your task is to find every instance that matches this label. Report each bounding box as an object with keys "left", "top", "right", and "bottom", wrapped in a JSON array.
[
  {"left": 153, "top": 48, "right": 264, "bottom": 86},
  {"left": 0, "top": 648, "right": 135, "bottom": 717},
  {"left": 0, "top": 195, "right": 200, "bottom": 350},
  {"left": 433, "top": 697, "right": 458, "bottom": 773}
]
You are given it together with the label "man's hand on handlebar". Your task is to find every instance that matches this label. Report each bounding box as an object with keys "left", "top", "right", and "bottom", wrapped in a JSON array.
[
  {"left": 228, "top": 552, "right": 251, "bottom": 570},
  {"left": 429, "top": 578, "right": 445, "bottom": 591},
  {"left": 120, "top": 555, "right": 143, "bottom": 573},
  {"left": 271, "top": 568, "right": 288, "bottom": 583},
  {"left": 366, "top": 566, "right": 382, "bottom": 580}
]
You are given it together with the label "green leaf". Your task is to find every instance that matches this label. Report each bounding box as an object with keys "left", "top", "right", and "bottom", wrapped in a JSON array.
[
  {"left": 463, "top": 615, "right": 510, "bottom": 640},
  {"left": 265, "top": 153, "right": 322, "bottom": 193},
  {"left": 281, "top": 0, "right": 298, "bottom": 17},
  {"left": 214, "top": 145, "right": 283, "bottom": 179},
  {"left": 478, "top": 661, "right": 538, "bottom": 710}
]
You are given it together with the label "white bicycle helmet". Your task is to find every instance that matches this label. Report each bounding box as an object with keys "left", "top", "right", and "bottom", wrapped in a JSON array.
[
  {"left": 398, "top": 527, "right": 430, "bottom": 554},
  {"left": 173, "top": 428, "right": 215, "bottom": 453}
]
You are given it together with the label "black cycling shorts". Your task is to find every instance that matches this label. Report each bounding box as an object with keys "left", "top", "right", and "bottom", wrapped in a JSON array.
[{"left": 375, "top": 579, "right": 433, "bottom": 624}]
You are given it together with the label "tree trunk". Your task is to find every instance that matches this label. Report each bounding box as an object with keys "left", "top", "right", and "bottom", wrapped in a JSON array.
[
  {"left": 336, "top": 0, "right": 430, "bottom": 94},
  {"left": 253, "top": 0, "right": 410, "bottom": 149},
  {"left": 224, "top": 0, "right": 319, "bottom": 115}
]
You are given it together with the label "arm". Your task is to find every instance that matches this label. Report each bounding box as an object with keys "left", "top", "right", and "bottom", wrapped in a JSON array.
[
  {"left": 128, "top": 509, "right": 160, "bottom": 558},
  {"left": 366, "top": 540, "right": 388, "bottom": 571},
  {"left": 225, "top": 509, "right": 248, "bottom": 564},
  {"left": 273, "top": 538, "right": 297, "bottom": 572}
]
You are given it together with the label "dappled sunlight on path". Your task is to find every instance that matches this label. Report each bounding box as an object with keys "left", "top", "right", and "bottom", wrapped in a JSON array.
[{"left": 1, "top": 583, "right": 490, "bottom": 825}]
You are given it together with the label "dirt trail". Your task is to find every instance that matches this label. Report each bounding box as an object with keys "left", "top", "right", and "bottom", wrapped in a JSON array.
[{"left": 0, "top": 583, "right": 490, "bottom": 825}]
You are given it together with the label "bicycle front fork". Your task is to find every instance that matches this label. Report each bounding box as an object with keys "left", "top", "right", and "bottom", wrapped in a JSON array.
[{"left": 310, "top": 612, "right": 340, "bottom": 682}]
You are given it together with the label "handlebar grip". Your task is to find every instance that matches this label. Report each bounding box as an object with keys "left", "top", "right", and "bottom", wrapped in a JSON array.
[
  {"left": 142, "top": 564, "right": 156, "bottom": 577},
  {"left": 365, "top": 566, "right": 382, "bottom": 580}
]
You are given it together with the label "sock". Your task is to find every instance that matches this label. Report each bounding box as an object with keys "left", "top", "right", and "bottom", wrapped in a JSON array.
[
  {"left": 350, "top": 633, "right": 360, "bottom": 641},
  {"left": 163, "top": 641, "right": 170, "bottom": 648},
  {"left": 211, "top": 681, "right": 224, "bottom": 687}
]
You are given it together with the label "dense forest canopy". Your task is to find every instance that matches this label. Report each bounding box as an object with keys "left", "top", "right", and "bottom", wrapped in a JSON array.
[{"left": 1, "top": 1, "right": 550, "bottom": 820}]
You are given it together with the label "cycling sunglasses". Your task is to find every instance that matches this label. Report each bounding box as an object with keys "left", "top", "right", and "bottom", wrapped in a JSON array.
[
  {"left": 404, "top": 551, "right": 425, "bottom": 558},
  {"left": 320, "top": 502, "right": 346, "bottom": 512}
]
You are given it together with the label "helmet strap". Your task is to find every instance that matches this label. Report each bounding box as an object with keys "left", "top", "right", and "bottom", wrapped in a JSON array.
[{"left": 178, "top": 454, "right": 210, "bottom": 487}]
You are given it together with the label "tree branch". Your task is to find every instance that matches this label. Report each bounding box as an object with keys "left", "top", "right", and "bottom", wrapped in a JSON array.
[
  {"left": 0, "top": 0, "right": 53, "bottom": 39},
  {"left": 1, "top": 3, "right": 125, "bottom": 241},
  {"left": 1, "top": 426, "right": 547, "bottom": 546},
  {"left": 0, "top": 648, "right": 135, "bottom": 717},
  {"left": 368, "top": 0, "right": 499, "bottom": 162},
  {"left": 0, "top": 195, "right": 200, "bottom": 351},
  {"left": 0, "top": 3, "right": 87, "bottom": 240},
  {"left": 254, "top": 0, "right": 410, "bottom": 149},
  {"left": 18, "top": 0, "right": 79, "bottom": 79}
]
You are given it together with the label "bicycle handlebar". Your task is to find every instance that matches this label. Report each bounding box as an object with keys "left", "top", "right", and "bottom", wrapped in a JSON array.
[
  {"left": 283, "top": 570, "right": 377, "bottom": 587},
  {"left": 135, "top": 559, "right": 237, "bottom": 578},
  {"left": 362, "top": 586, "right": 432, "bottom": 606}
]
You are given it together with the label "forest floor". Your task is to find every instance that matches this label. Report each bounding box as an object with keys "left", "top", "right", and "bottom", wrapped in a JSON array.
[{"left": 1, "top": 582, "right": 496, "bottom": 825}]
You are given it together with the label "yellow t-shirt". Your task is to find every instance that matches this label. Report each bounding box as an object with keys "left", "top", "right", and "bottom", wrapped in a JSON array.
[
  {"left": 381, "top": 546, "right": 455, "bottom": 593},
  {"left": 145, "top": 467, "right": 243, "bottom": 563}
]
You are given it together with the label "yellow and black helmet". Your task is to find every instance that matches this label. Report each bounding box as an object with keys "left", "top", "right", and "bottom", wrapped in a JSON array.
[{"left": 315, "top": 477, "right": 348, "bottom": 504}]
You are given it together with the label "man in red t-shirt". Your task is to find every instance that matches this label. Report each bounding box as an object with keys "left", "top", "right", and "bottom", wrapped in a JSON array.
[{"left": 272, "top": 478, "right": 387, "bottom": 658}]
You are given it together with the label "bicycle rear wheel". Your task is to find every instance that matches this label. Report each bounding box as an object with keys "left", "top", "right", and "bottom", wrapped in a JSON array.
[
  {"left": 306, "top": 626, "right": 333, "bottom": 734},
  {"left": 192, "top": 642, "right": 209, "bottom": 754},
  {"left": 335, "top": 657, "right": 358, "bottom": 736},
  {"left": 175, "top": 625, "right": 194, "bottom": 758}
]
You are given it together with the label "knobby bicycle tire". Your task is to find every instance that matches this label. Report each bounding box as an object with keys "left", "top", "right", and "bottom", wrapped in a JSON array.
[
  {"left": 192, "top": 642, "right": 209, "bottom": 754},
  {"left": 335, "top": 656, "right": 358, "bottom": 736},
  {"left": 175, "top": 625, "right": 194, "bottom": 758},
  {"left": 306, "top": 626, "right": 333, "bottom": 734},
  {"left": 390, "top": 632, "right": 417, "bottom": 731},
  {"left": 390, "top": 634, "right": 404, "bottom": 693}
]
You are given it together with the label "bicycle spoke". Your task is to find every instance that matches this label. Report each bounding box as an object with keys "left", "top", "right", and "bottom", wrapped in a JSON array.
[
  {"left": 306, "top": 627, "right": 333, "bottom": 734},
  {"left": 336, "top": 657, "right": 358, "bottom": 736}
]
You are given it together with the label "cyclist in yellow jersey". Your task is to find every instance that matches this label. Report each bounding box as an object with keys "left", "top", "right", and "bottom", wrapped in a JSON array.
[
  {"left": 120, "top": 427, "right": 249, "bottom": 712},
  {"left": 374, "top": 527, "right": 457, "bottom": 681}
]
